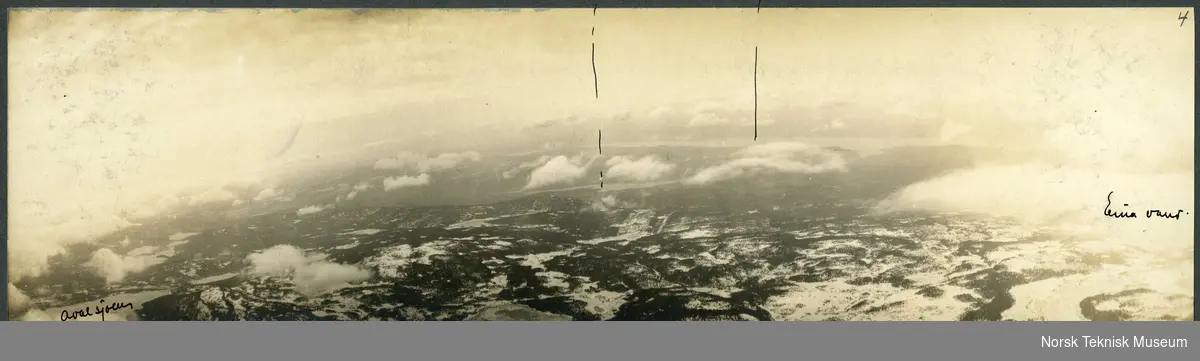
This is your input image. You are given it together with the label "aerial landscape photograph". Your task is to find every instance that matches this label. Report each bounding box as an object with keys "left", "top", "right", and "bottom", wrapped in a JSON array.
[{"left": 6, "top": 8, "right": 1194, "bottom": 321}]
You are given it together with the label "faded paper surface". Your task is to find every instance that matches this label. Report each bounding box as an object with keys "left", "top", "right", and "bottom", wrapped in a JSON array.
[{"left": 7, "top": 8, "right": 1194, "bottom": 321}]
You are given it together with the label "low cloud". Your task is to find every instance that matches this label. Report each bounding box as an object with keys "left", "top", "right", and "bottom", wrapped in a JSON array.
[
  {"left": 185, "top": 187, "right": 237, "bottom": 206},
  {"left": 296, "top": 205, "right": 328, "bottom": 216},
  {"left": 646, "top": 99, "right": 773, "bottom": 128},
  {"left": 292, "top": 262, "right": 374, "bottom": 294},
  {"left": 18, "top": 309, "right": 56, "bottom": 321},
  {"left": 605, "top": 156, "right": 675, "bottom": 182},
  {"left": 124, "top": 195, "right": 183, "bottom": 219},
  {"left": 685, "top": 142, "right": 848, "bottom": 184},
  {"left": 247, "top": 245, "right": 310, "bottom": 275},
  {"left": 688, "top": 109, "right": 735, "bottom": 127},
  {"left": 374, "top": 151, "right": 482, "bottom": 172},
  {"left": 253, "top": 188, "right": 282, "bottom": 202},
  {"left": 7, "top": 284, "right": 53, "bottom": 321},
  {"left": 524, "top": 155, "right": 595, "bottom": 190},
  {"left": 648, "top": 106, "right": 674, "bottom": 119},
  {"left": 129, "top": 187, "right": 238, "bottom": 212},
  {"left": 875, "top": 164, "right": 1194, "bottom": 253},
  {"left": 383, "top": 173, "right": 432, "bottom": 191},
  {"left": 590, "top": 194, "right": 636, "bottom": 212},
  {"left": 344, "top": 182, "right": 373, "bottom": 200},
  {"left": 10, "top": 214, "right": 135, "bottom": 281},
  {"left": 877, "top": 105, "right": 1194, "bottom": 254},
  {"left": 502, "top": 155, "right": 553, "bottom": 180},
  {"left": 85, "top": 248, "right": 163, "bottom": 284},
  {"left": 9, "top": 283, "right": 32, "bottom": 317},
  {"left": 246, "top": 245, "right": 372, "bottom": 295},
  {"left": 526, "top": 115, "right": 586, "bottom": 129},
  {"left": 10, "top": 240, "right": 67, "bottom": 282}
]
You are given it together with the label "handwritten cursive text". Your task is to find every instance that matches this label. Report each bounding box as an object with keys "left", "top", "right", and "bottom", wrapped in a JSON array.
[
  {"left": 60, "top": 299, "right": 135, "bottom": 321},
  {"left": 1104, "top": 192, "right": 1189, "bottom": 220},
  {"left": 1146, "top": 209, "right": 1186, "bottom": 220},
  {"left": 1103, "top": 191, "right": 1138, "bottom": 218}
]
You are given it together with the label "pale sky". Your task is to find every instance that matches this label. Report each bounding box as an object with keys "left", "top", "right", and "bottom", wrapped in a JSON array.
[{"left": 7, "top": 8, "right": 1195, "bottom": 280}]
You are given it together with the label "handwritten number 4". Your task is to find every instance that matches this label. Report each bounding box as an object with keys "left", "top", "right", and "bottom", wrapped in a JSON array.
[{"left": 1180, "top": 11, "right": 1190, "bottom": 27}]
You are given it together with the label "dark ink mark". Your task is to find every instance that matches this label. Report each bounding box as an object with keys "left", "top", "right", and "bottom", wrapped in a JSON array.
[
  {"left": 60, "top": 307, "right": 93, "bottom": 321},
  {"left": 1147, "top": 209, "right": 1187, "bottom": 220},
  {"left": 1104, "top": 191, "right": 1188, "bottom": 220},
  {"left": 598, "top": 130, "right": 603, "bottom": 188},
  {"left": 1103, "top": 192, "right": 1137, "bottom": 218},
  {"left": 592, "top": 43, "right": 598, "bottom": 98},
  {"left": 1180, "top": 11, "right": 1189, "bottom": 27},
  {"left": 592, "top": 4, "right": 601, "bottom": 190},
  {"left": 753, "top": 46, "right": 758, "bottom": 141},
  {"left": 758, "top": 0, "right": 762, "bottom": 13},
  {"left": 60, "top": 299, "right": 134, "bottom": 321}
]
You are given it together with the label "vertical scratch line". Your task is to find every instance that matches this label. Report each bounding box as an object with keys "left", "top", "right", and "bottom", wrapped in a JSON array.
[
  {"left": 592, "top": 6, "right": 598, "bottom": 99},
  {"left": 594, "top": 6, "right": 602, "bottom": 189},
  {"left": 592, "top": 43, "right": 598, "bottom": 99},
  {"left": 598, "top": 129, "right": 603, "bottom": 190},
  {"left": 754, "top": 46, "right": 758, "bottom": 141}
]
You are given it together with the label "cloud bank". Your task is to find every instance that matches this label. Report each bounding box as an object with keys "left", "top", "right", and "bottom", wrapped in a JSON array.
[
  {"left": 296, "top": 205, "right": 329, "bottom": 216},
  {"left": 685, "top": 142, "right": 848, "bottom": 184},
  {"left": 605, "top": 156, "right": 675, "bottom": 182},
  {"left": 9, "top": 214, "right": 136, "bottom": 281},
  {"left": 245, "top": 245, "right": 372, "bottom": 295},
  {"left": 253, "top": 188, "right": 282, "bottom": 202},
  {"left": 374, "top": 151, "right": 482, "bottom": 172},
  {"left": 686, "top": 101, "right": 741, "bottom": 127},
  {"left": 342, "top": 182, "right": 373, "bottom": 200},
  {"left": 877, "top": 108, "right": 1194, "bottom": 254},
  {"left": 383, "top": 173, "right": 432, "bottom": 191},
  {"left": 502, "top": 155, "right": 553, "bottom": 179},
  {"left": 185, "top": 187, "right": 237, "bottom": 206},
  {"left": 9, "top": 284, "right": 56, "bottom": 321},
  {"left": 524, "top": 155, "right": 596, "bottom": 190},
  {"left": 644, "top": 99, "right": 779, "bottom": 128},
  {"left": 85, "top": 248, "right": 164, "bottom": 284},
  {"left": 9, "top": 283, "right": 33, "bottom": 317},
  {"left": 878, "top": 164, "right": 1193, "bottom": 252},
  {"left": 590, "top": 194, "right": 639, "bottom": 212}
]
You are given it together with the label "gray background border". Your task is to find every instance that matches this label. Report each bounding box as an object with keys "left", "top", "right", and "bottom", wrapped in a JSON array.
[{"left": 0, "top": 322, "right": 1196, "bottom": 360}]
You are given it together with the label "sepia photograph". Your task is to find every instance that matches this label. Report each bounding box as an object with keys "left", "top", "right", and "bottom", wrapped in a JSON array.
[{"left": 6, "top": 8, "right": 1194, "bottom": 321}]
